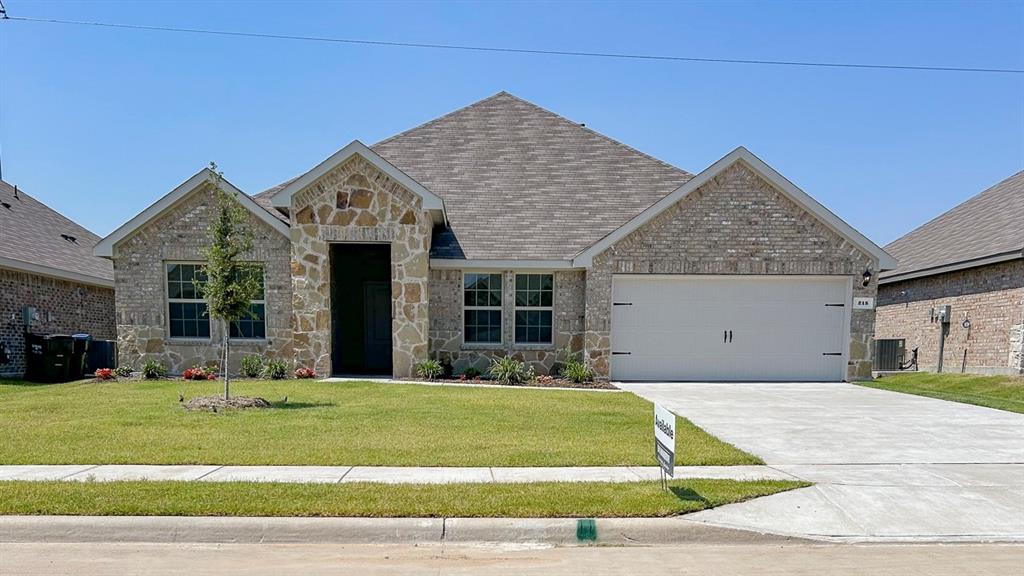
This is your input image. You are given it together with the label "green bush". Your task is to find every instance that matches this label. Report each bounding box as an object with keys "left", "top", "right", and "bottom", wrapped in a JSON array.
[
  {"left": 561, "top": 359, "right": 595, "bottom": 383},
  {"left": 140, "top": 359, "right": 167, "bottom": 380},
  {"left": 260, "top": 358, "right": 288, "bottom": 380},
  {"left": 488, "top": 357, "right": 534, "bottom": 386},
  {"left": 240, "top": 354, "right": 265, "bottom": 378},
  {"left": 113, "top": 365, "right": 133, "bottom": 378},
  {"left": 414, "top": 359, "right": 444, "bottom": 380},
  {"left": 461, "top": 366, "right": 482, "bottom": 379}
]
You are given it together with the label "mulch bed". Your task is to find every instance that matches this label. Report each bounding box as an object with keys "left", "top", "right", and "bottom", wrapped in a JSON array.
[
  {"left": 407, "top": 377, "right": 616, "bottom": 390},
  {"left": 184, "top": 396, "right": 272, "bottom": 411}
]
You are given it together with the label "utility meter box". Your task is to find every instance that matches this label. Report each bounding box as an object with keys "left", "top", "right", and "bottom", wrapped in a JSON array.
[{"left": 936, "top": 305, "right": 951, "bottom": 324}]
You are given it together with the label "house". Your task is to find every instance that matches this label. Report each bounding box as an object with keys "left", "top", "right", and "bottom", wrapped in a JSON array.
[
  {"left": 876, "top": 171, "right": 1024, "bottom": 375},
  {"left": 95, "top": 92, "right": 894, "bottom": 381},
  {"left": 0, "top": 180, "right": 116, "bottom": 378}
]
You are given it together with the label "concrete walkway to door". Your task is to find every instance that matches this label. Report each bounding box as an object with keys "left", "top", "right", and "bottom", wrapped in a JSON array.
[{"left": 618, "top": 382, "right": 1024, "bottom": 542}]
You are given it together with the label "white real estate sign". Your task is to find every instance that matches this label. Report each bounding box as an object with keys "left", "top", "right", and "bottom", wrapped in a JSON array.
[{"left": 654, "top": 403, "right": 676, "bottom": 477}]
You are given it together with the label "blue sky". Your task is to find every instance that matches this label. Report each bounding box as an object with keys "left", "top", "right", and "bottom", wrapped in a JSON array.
[{"left": 1, "top": 1, "right": 1021, "bottom": 244}]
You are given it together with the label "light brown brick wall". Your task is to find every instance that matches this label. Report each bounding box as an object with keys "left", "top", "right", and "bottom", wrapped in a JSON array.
[
  {"left": 111, "top": 185, "right": 293, "bottom": 375},
  {"left": 584, "top": 162, "right": 879, "bottom": 380},
  {"left": 877, "top": 259, "right": 1024, "bottom": 375},
  {"left": 427, "top": 269, "right": 585, "bottom": 375},
  {"left": 0, "top": 267, "right": 115, "bottom": 378}
]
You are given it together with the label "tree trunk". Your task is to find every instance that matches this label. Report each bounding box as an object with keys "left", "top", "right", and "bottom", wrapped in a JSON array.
[{"left": 223, "top": 321, "right": 230, "bottom": 400}]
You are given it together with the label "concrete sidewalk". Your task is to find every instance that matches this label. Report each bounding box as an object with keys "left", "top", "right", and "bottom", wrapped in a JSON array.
[{"left": 0, "top": 464, "right": 795, "bottom": 484}]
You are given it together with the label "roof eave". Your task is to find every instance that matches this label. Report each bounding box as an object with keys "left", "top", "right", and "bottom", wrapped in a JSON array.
[
  {"left": 878, "top": 249, "right": 1024, "bottom": 284},
  {"left": 0, "top": 256, "right": 114, "bottom": 288},
  {"left": 572, "top": 146, "right": 898, "bottom": 271}
]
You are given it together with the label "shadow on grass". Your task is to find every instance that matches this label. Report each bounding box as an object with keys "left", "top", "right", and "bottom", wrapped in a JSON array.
[
  {"left": 669, "top": 486, "right": 711, "bottom": 506},
  {"left": 0, "top": 379, "right": 86, "bottom": 387},
  {"left": 268, "top": 401, "right": 335, "bottom": 410}
]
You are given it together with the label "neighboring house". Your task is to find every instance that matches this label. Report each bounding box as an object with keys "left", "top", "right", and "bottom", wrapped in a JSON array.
[
  {"left": 0, "top": 180, "right": 116, "bottom": 378},
  {"left": 877, "top": 171, "right": 1024, "bottom": 375},
  {"left": 95, "top": 92, "right": 894, "bottom": 381}
]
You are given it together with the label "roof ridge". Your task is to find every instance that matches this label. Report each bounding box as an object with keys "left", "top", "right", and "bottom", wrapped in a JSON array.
[
  {"left": 884, "top": 169, "right": 1024, "bottom": 251},
  {"left": 372, "top": 91, "right": 513, "bottom": 149},
  {"left": 493, "top": 92, "right": 693, "bottom": 177}
]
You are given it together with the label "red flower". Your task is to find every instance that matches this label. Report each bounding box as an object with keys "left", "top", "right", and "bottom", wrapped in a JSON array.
[
  {"left": 95, "top": 368, "right": 114, "bottom": 380},
  {"left": 294, "top": 367, "right": 316, "bottom": 379}
]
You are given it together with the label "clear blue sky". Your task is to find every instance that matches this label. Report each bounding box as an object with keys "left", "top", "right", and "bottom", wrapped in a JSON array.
[{"left": 1, "top": 1, "right": 1021, "bottom": 245}]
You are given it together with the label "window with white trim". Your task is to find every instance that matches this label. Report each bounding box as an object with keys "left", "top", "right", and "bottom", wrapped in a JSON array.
[
  {"left": 229, "top": 268, "right": 266, "bottom": 339},
  {"left": 514, "top": 273, "right": 553, "bottom": 344},
  {"left": 463, "top": 273, "right": 502, "bottom": 344},
  {"left": 167, "top": 263, "right": 210, "bottom": 339}
]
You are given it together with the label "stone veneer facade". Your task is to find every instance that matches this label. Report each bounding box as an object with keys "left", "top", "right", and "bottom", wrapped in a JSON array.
[
  {"left": 583, "top": 163, "right": 879, "bottom": 381},
  {"left": 428, "top": 269, "right": 586, "bottom": 375},
  {"left": 877, "top": 259, "right": 1024, "bottom": 375},
  {"left": 289, "top": 156, "right": 432, "bottom": 378},
  {"left": 112, "top": 184, "right": 292, "bottom": 374},
  {"left": 0, "top": 267, "right": 115, "bottom": 378}
]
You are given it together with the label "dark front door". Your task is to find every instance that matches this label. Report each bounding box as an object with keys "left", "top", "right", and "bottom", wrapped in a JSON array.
[
  {"left": 329, "top": 243, "right": 392, "bottom": 375},
  {"left": 363, "top": 281, "right": 392, "bottom": 373}
]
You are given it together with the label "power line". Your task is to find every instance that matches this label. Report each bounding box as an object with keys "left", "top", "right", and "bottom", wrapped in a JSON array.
[{"left": 4, "top": 14, "right": 1023, "bottom": 75}]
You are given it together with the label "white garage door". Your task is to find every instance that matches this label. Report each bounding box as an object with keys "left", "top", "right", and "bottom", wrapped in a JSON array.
[{"left": 610, "top": 275, "right": 850, "bottom": 382}]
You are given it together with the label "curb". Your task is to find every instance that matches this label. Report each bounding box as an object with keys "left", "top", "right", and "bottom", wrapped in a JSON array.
[{"left": 0, "top": 516, "right": 801, "bottom": 546}]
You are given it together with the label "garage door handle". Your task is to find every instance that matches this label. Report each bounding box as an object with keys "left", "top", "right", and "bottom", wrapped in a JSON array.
[
  {"left": 729, "top": 330, "right": 733, "bottom": 343},
  {"left": 822, "top": 352, "right": 842, "bottom": 356},
  {"left": 612, "top": 351, "right": 632, "bottom": 355},
  {"left": 724, "top": 330, "right": 728, "bottom": 343}
]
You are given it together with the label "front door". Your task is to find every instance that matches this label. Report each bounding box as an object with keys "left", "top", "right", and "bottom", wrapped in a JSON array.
[{"left": 363, "top": 281, "right": 392, "bottom": 373}]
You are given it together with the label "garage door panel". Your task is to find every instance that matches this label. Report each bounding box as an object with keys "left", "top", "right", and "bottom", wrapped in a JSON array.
[{"left": 610, "top": 275, "right": 849, "bottom": 382}]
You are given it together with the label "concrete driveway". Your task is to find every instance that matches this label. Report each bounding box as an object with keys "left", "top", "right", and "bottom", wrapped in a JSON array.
[{"left": 618, "top": 382, "right": 1024, "bottom": 541}]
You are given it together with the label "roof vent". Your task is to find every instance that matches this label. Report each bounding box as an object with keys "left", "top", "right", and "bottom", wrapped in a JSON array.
[
  {"left": 60, "top": 234, "right": 78, "bottom": 244},
  {"left": 1, "top": 202, "right": 10, "bottom": 210},
  {"left": 13, "top": 185, "right": 18, "bottom": 200}
]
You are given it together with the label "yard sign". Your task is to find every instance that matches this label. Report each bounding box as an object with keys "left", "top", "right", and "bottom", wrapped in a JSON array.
[{"left": 654, "top": 403, "right": 676, "bottom": 480}]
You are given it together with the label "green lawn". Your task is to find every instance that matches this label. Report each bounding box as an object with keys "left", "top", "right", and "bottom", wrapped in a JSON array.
[
  {"left": 860, "top": 372, "right": 1024, "bottom": 414},
  {"left": 0, "top": 379, "right": 760, "bottom": 466},
  {"left": 0, "top": 479, "right": 804, "bottom": 518}
]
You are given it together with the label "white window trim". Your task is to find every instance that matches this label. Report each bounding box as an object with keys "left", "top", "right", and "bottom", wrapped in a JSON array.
[
  {"left": 513, "top": 273, "right": 555, "bottom": 346},
  {"left": 166, "top": 261, "right": 211, "bottom": 342},
  {"left": 462, "top": 271, "right": 503, "bottom": 346}
]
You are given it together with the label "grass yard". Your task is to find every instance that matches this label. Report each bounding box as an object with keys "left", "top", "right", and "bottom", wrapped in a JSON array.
[
  {"left": 861, "top": 372, "right": 1024, "bottom": 414},
  {"left": 0, "top": 379, "right": 760, "bottom": 466},
  {"left": 0, "top": 479, "right": 804, "bottom": 518}
]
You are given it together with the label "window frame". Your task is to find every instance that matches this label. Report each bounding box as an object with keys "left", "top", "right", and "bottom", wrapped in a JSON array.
[
  {"left": 513, "top": 273, "right": 555, "bottom": 346},
  {"left": 462, "top": 271, "right": 504, "bottom": 346},
  {"left": 228, "top": 266, "right": 267, "bottom": 341},
  {"left": 165, "top": 261, "right": 211, "bottom": 341}
]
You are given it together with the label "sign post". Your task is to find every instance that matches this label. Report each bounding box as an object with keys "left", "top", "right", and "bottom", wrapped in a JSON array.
[{"left": 654, "top": 403, "right": 676, "bottom": 491}]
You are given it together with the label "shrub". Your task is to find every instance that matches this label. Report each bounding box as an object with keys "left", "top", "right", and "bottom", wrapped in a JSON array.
[
  {"left": 488, "top": 357, "right": 534, "bottom": 385},
  {"left": 240, "top": 354, "right": 265, "bottom": 378},
  {"left": 261, "top": 358, "right": 288, "bottom": 380},
  {"left": 561, "top": 359, "right": 595, "bottom": 383},
  {"left": 294, "top": 367, "right": 316, "bottom": 379},
  {"left": 113, "top": 365, "right": 133, "bottom": 378},
  {"left": 414, "top": 359, "right": 443, "bottom": 380},
  {"left": 94, "top": 368, "right": 114, "bottom": 380},
  {"left": 461, "top": 366, "right": 482, "bottom": 379},
  {"left": 141, "top": 359, "right": 168, "bottom": 380},
  {"left": 182, "top": 365, "right": 214, "bottom": 381}
]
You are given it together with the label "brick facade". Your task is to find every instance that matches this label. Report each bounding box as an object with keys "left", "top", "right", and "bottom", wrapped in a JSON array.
[
  {"left": 428, "top": 269, "right": 586, "bottom": 375},
  {"left": 0, "top": 267, "right": 115, "bottom": 378},
  {"left": 111, "top": 184, "right": 292, "bottom": 375},
  {"left": 583, "top": 163, "right": 879, "bottom": 380},
  {"left": 877, "top": 259, "right": 1024, "bottom": 375}
]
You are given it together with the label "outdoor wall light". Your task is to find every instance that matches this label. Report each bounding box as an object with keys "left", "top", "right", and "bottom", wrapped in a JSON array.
[{"left": 862, "top": 267, "right": 873, "bottom": 287}]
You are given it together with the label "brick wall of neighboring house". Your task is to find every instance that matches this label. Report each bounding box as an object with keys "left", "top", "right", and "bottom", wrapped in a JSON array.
[
  {"left": 111, "top": 184, "right": 293, "bottom": 375},
  {"left": 428, "top": 269, "right": 586, "bottom": 375},
  {"left": 584, "top": 162, "right": 879, "bottom": 380},
  {"left": 0, "top": 267, "right": 115, "bottom": 378},
  {"left": 877, "top": 259, "right": 1024, "bottom": 375},
  {"left": 289, "top": 155, "right": 432, "bottom": 378}
]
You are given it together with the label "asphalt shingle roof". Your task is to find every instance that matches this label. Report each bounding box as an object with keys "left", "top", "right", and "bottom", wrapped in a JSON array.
[
  {"left": 0, "top": 180, "right": 113, "bottom": 283},
  {"left": 880, "top": 170, "right": 1024, "bottom": 280}
]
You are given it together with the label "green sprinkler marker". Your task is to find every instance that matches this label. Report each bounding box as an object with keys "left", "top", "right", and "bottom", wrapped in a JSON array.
[{"left": 576, "top": 518, "right": 597, "bottom": 542}]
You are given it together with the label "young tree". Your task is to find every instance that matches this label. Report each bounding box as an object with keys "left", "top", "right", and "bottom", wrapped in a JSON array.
[{"left": 200, "top": 163, "right": 262, "bottom": 399}]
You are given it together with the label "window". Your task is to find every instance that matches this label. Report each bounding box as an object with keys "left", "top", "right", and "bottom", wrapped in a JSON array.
[
  {"left": 167, "top": 263, "right": 267, "bottom": 340},
  {"left": 229, "top": 267, "right": 266, "bottom": 339},
  {"left": 464, "top": 273, "right": 502, "bottom": 344},
  {"left": 167, "top": 263, "right": 210, "bottom": 339},
  {"left": 515, "top": 274, "right": 553, "bottom": 344}
]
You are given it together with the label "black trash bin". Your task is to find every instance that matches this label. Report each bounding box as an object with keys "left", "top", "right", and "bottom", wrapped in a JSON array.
[
  {"left": 86, "top": 339, "right": 117, "bottom": 375},
  {"left": 70, "top": 334, "right": 91, "bottom": 379},
  {"left": 24, "top": 334, "right": 76, "bottom": 383}
]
